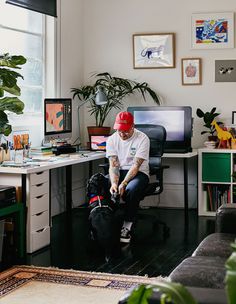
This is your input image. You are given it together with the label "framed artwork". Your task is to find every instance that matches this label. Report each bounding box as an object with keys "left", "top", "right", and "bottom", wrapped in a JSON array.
[
  {"left": 181, "top": 58, "right": 202, "bottom": 85},
  {"left": 133, "top": 33, "right": 175, "bottom": 69},
  {"left": 232, "top": 111, "right": 236, "bottom": 124},
  {"left": 191, "top": 12, "right": 234, "bottom": 49}
]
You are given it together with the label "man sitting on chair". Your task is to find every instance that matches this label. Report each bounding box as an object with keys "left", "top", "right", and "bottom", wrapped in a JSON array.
[{"left": 106, "top": 111, "right": 150, "bottom": 243}]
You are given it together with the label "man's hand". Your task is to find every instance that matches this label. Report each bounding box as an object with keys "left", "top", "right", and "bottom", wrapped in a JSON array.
[
  {"left": 110, "top": 182, "right": 118, "bottom": 195},
  {"left": 118, "top": 182, "right": 126, "bottom": 197}
]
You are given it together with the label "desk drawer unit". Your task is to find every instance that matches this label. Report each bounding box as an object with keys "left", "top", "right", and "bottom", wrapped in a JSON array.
[{"left": 27, "top": 170, "right": 50, "bottom": 253}]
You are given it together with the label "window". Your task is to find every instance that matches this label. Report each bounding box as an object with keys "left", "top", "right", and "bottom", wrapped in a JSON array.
[{"left": 0, "top": 2, "right": 44, "bottom": 113}]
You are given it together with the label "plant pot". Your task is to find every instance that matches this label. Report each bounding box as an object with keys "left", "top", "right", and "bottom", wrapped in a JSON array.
[
  {"left": 87, "top": 126, "right": 111, "bottom": 136},
  {"left": 208, "top": 135, "right": 218, "bottom": 142}
]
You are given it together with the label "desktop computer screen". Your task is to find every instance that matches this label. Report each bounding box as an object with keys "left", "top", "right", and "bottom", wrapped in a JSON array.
[
  {"left": 128, "top": 106, "right": 193, "bottom": 153},
  {"left": 44, "top": 98, "right": 72, "bottom": 142}
]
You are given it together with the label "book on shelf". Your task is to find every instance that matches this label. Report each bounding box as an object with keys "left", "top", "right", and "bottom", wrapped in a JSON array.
[{"left": 206, "top": 184, "right": 230, "bottom": 211}]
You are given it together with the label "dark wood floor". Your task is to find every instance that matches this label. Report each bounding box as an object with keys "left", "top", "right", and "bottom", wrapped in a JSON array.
[{"left": 20, "top": 207, "right": 215, "bottom": 277}]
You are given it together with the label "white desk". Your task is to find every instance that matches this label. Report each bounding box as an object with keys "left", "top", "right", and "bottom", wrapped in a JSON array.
[
  {"left": 0, "top": 151, "right": 106, "bottom": 174},
  {"left": 0, "top": 151, "right": 106, "bottom": 253},
  {"left": 163, "top": 150, "right": 198, "bottom": 224}
]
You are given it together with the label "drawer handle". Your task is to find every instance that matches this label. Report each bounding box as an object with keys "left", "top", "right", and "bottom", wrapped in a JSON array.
[
  {"left": 36, "top": 183, "right": 43, "bottom": 187},
  {"left": 35, "top": 212, "right": 43, "bottom": 216},
  {"left": 36, "top": 195, "right": 43, "bottom": 199},
  {"left": 36, "top": 227, "right": 47, "bottom": 233},
  {"left": 36, "top": 172, "right": 44, "bottom": 176}
]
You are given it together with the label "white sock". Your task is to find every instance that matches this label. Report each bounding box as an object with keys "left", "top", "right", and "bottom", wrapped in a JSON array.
[{"left": 122, "top": 221, "right": 133, "bottom": 231}]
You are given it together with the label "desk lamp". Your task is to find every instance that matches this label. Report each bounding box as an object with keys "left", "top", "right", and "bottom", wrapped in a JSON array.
[{"left": 76, "top": 86, "right": 108, "bottom": 148}]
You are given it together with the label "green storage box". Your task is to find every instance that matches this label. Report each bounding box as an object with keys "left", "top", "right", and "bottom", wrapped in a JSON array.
[{"left": 202, "top": 153, "right": 231, "bottom": 182}]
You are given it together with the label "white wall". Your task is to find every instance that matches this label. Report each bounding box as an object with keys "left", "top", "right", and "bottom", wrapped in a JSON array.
[
  {"left": 79, "top": 0, "right": 236, "bottom": 148},
  {"left": 59, "top": 0, "right": 84, "bottom": 144}
]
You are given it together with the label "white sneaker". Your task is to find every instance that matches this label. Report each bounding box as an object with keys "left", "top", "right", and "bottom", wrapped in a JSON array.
[{"left": 120, "top": 227, "right": 131, "bottom": 243}]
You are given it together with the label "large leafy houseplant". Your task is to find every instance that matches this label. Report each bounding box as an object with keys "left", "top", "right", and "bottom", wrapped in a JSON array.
[
  {"left": 71, "top": 72, "right": 160, "bottom": 127},
  {"left": 0, "top": 53, "right": 26, "bottom": 136}
]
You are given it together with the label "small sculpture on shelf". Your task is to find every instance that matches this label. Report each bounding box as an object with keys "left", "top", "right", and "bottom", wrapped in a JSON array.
[{"left": 211, "top": 120, "right": 233, "bottom": 149}]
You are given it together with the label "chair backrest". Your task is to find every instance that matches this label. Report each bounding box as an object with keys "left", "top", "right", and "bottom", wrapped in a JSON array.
[
  {"left": 135, "top": 124, "right": 167, "bottom": 196},
  {"left": 135, "top": 124, "right": 166, "bottom": 171},
  {"left": 135, "top": 124, "right": 166, "bottom": 157}
]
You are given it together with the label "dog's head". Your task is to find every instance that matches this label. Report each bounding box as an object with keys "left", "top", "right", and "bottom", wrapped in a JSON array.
[{"left": 87, "top": 173, "right": 108, "bottom": 198}]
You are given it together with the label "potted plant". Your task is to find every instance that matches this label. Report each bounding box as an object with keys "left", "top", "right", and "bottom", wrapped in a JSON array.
[
  {"left": 196, "top": 107, "right": 221, "bottom": 141},
  {"left": 0, "top": 53, "right": 26, "bottom": 136},
  {"left": 71, "top": 72, "right": 160, "bottom": 135}
]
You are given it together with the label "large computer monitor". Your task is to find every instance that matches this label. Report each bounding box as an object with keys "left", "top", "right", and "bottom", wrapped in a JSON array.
[
  {"left": 128, "top": 106, "right": 193, "bottom": 153},
  {"left": 44, "top": 98, "right": 72, "bottom": 142}
]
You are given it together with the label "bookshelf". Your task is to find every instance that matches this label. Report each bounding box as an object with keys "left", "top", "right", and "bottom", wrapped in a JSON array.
[{"left": 198, "top": 148, "right": 236, "bottom": 216}]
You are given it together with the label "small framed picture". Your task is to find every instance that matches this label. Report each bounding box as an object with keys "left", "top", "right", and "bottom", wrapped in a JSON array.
[
  {"left": 181, "top": 58, "right": 202, "bottom": 85},
  {"left": 191, "top": 12, "right": 234, "bottom": 49},
  {"left": 232, "top": 111, "right": 236, "bottom": 124},
  {"left": 133, "top": 33, "right": 175, "bottom": 69}
]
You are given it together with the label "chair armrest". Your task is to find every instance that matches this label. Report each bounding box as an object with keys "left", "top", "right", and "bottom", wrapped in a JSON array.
[{"left": 215, "top": 204, "right": 236, "bottom": 234}]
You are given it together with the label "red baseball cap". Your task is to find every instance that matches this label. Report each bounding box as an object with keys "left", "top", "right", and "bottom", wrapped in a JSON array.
[{"left": 113, "top": 111, "right": 134, "bottom": 131}]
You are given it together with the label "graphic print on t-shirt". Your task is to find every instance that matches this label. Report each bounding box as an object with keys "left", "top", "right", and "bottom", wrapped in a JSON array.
[{"left": 130, "top": 147, "right": 136, "bottom": 156}]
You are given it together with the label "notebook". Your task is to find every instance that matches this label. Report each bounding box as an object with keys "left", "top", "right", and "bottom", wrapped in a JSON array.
[{"left": 90, "top": 135, "right": 109, "bottom": 151}]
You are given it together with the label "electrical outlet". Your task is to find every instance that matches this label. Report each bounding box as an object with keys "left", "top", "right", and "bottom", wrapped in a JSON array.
[{"left": 215, "top": 60, "right": 236, "bottom": 82}]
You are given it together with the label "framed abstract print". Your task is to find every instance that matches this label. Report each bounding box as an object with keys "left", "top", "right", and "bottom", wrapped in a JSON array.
[{"left": 191, "top": 12, "right": 234, "bottom": 49}]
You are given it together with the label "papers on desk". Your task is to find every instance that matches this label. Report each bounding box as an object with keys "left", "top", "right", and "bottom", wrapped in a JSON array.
[
  {"left": 31, "top": 156, "right": 53, "bottom": 162},
  {"left": 1, "top": 161, "right": 34, "bottom": 168}
]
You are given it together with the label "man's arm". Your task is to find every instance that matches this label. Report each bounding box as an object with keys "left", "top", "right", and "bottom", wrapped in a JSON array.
[
  {"left": 118, "top": 157, "right": 144, "bottom": 196},
  {"left": 108, "top": 155, "right": 120, "bottom": 193}
]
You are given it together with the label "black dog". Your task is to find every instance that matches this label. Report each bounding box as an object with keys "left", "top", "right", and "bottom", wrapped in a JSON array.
[{"left": 86, "top": 173, "right": 119, "bottom": 260}]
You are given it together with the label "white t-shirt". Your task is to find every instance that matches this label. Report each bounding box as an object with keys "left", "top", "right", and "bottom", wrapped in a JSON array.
[{"left": 106, "top": 129, "right": 150, "bottom": 177}]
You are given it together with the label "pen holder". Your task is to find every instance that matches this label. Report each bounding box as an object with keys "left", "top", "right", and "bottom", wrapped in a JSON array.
[
  {"left": 0, "top": 148, "right": 10, "bottom": 163},
  {"left": 14, "top": 149, "right": 24, "bottom": 164}
]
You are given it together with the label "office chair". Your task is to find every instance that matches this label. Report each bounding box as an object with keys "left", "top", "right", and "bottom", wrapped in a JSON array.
[{"left": 99, "top": 124, "right": 170, "bottom": 239}]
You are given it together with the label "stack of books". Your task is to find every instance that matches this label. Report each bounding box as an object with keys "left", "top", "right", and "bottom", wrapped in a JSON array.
[{"left": 31, "top": 146, "right": 53, "bottom": 157}]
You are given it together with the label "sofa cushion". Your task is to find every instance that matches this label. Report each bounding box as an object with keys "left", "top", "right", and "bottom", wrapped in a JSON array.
[
  {"left": 192, "top": 233, "right": 235, "bottom": 258},
  {"left": 169, "top": 256, "right": 226, "bottom": 289}
]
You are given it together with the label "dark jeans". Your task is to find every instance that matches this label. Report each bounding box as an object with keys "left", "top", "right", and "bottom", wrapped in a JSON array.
[{"left": 107, "top": 170, "right": 149, "bottom": 222}]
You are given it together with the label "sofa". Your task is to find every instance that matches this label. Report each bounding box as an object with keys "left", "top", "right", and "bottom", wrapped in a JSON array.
[{"left": 119, "top": 204, "right": 236, "bottom": 304}]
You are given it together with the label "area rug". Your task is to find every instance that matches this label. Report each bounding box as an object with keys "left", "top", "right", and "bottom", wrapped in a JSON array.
[{"left": 0, "top": 265, "right": 163, "bottom": 304}]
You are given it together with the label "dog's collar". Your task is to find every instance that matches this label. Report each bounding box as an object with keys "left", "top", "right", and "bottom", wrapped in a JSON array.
[{"left": 89, "top": 195, "right": 104, "bottom": 204}]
